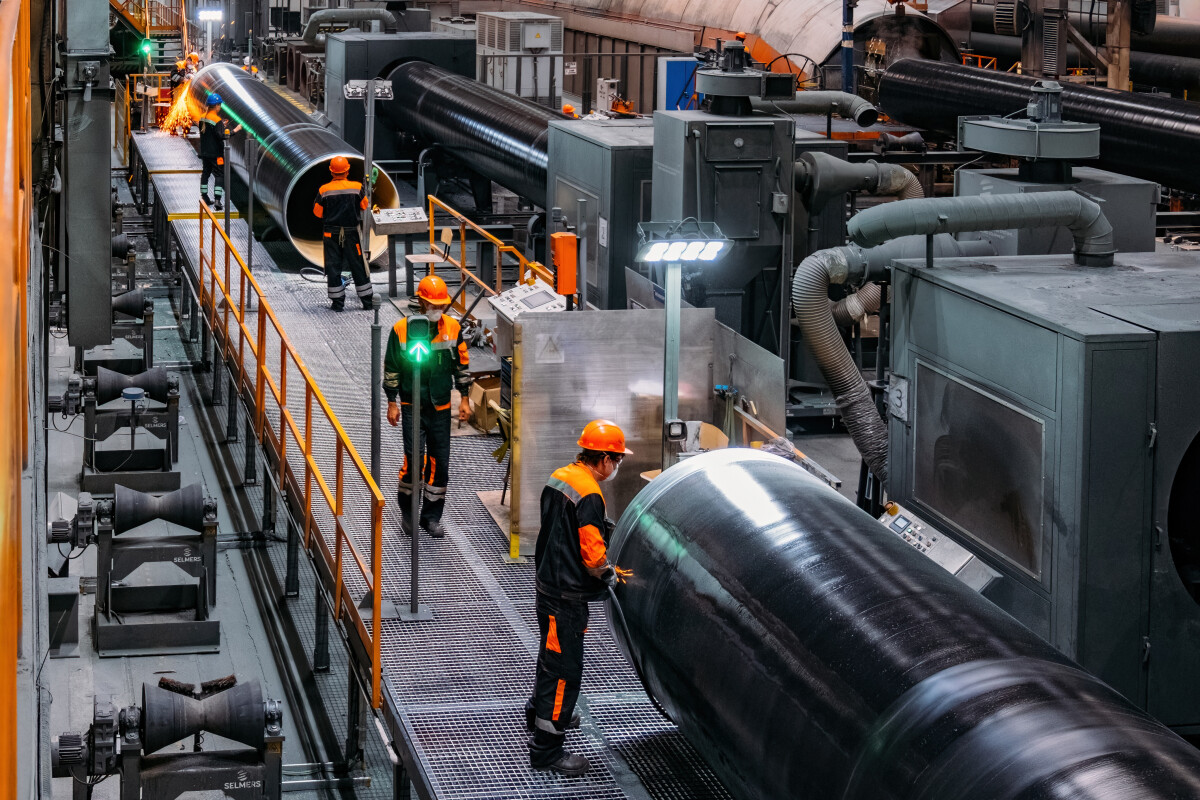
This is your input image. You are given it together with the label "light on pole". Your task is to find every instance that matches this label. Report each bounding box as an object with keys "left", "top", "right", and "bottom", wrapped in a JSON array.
[{"left": 634, "top": 221, "right": 731, "bottom": 471}]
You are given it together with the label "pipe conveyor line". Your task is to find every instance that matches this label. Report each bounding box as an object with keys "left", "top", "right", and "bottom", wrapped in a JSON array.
[
  {"left": 877, "top": 58, "right": 1200, "bottom": 194},
  {"left": 187, "top": 63, "right": 400, "bottom": 266},
  {"left": 383, "top": 61, "right": 559, "bottom": 208},
  {"left": 608, "top": 449, "right": 1200, "bottom": 800}
]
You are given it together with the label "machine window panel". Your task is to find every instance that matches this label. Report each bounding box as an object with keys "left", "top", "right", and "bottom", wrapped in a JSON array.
[{"left": 913, "top": 362, "right": 1046, "bottom": 579}]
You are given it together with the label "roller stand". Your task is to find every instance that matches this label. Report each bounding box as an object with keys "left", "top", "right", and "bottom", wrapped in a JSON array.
[
  {"left": 52, "top": 678, "right": 284, "bottom": 800},
  {"left": 92, "top": 484, "right": 221, "bottom": 656}
]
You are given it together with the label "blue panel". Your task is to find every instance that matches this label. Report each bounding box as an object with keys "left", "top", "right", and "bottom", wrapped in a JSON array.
[{"left": 663, "top": 60, "right": 702, "bottom": 111}]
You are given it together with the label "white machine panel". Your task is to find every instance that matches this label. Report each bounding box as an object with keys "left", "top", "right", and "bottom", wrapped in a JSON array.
[
  {"left": 372, "top": 207, "right": 428, "bottom": 236},
  {"left": 879, "top": 503, "right": 999, "bottom": 593},
  {"left": 488, "top": 280, "right": 567, "bottom": 324}
]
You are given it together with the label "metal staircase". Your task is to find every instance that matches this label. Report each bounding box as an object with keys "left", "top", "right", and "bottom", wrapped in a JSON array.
[{"left": 110, "top": 0, "right": 197, "bottom": 68}]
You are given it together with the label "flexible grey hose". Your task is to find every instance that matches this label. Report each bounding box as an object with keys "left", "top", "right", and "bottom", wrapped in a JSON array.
[
  {"left": 831, "top": 283, "right": 882, "bottom": 327},
  {"left": 302, "top": 9, "right": 398, "bottom": 45},
  {"left": 793, "top": 235, "right": 995, "bottom": 482},
  {"left": 753, "top": 91, "right": 879, "bottom": 127},
  {"left": 849, "top": 191, "right": 1115, "bottom": 265}
]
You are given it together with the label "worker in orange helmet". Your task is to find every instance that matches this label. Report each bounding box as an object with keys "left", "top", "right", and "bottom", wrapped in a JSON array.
[
  {"left": 312, "top": 156, "right": 373, "bottom": 311},
  {"left": 382, "top": 274, "right": 472, "bottom": 537},
  {"left": 527, "top": 419, "right": 632, "bottom": 776},
  {"left": 561, "top": 103, "right": 579, "bottom": 119},
  {"left": 186, "top": 51, "right": 201, "bottom": 75}
]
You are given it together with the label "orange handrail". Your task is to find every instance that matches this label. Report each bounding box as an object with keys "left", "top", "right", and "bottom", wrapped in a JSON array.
[
  {"left": 962, "top": 53, "right": 999, "bottom": 70},
  {"left": 0, "top": 0, "right": 31, "bottom": 794},
  {"left": 426, "top": 195, "right": 555, "bottom": 315},
  {"left": 196, "top": 204, "right": 386, "bottom": 708}
]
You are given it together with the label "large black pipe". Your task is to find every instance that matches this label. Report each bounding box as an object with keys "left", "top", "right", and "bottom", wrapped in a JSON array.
[
  {"left": 877, "top": 59, "right": 1200, "bottom": 193},
  {"left": 970, "top": 3, "right": 1200, "bottom": 59},
  {"left": 970, "top": 31, "right": 1200, "bottom": 92},
  {"left": 608, "top": 450, "right": 1200, "bottom": 800},
  {"left": 384, "top": 61, "right": 558, "bottom": 207}
]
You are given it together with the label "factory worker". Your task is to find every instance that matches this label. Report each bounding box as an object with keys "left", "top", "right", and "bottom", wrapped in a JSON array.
[
  {"left": 383, "top": 275, "right": 472, "bottom": 538},
  {"left": 311, "top": 156, "right": 373, "bottom": 311},
  {"left": 527, "top": 420, "right": 632, "bottom": 777},
  {"left": 198, "top": 93, "right": 228, "bottom": 211}
]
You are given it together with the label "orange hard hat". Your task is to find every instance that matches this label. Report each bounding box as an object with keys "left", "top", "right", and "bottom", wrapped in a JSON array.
[
  {"left": 416, "top": 275, "right": 450, "bottom": 304},
  {"left": 329, "top": 156, "right": 350, "bottom": 175},
  {"left": 176, "top": 60, "right": 186, "bottom": 69},
  {"left": 562, "top": 104, "right": 575, "bottom": 115},
  {"left": 188, "top": 52, "right": 199, "bottom": 62},
  {"left": 578, "top": 419, "right": 633, "bottom": 455}
]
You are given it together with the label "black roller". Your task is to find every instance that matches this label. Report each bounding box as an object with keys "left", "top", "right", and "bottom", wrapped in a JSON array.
[
  {"left": 111, "top": 288, "right": 145, "bottom": 319},
  {"left": 142, "top": 679, "right": 265, "bottom": 753},
  {"left": 384, "top": 61, "right": 558, "bottom": 206},
  {"left": 95, "top": 366, "right": 169, "bottom": 405},
  {"left": 877, "top": 58, "right": 1200, "bottom": 193},
  {"left": 608, "top": 450, "right": 1200, "bottom": 800},
  {"left": 113, "top": 483, "right": 206, "bottom": 535}
]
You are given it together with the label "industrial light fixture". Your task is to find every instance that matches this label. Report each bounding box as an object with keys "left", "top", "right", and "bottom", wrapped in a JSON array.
[
  {"left": 196, "top": 8, "right": 222, "bottom": 20},
  {"left": 634, "top": 220, "right": 731, "bottom": 471}
]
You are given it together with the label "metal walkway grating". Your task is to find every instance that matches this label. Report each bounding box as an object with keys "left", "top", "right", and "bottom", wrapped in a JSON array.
[{"left": 156, "top": 131, "right": 730, "bottom": 796}]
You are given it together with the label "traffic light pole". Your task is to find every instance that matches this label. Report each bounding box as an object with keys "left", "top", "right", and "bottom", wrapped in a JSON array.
[{"left": 400, "top": 349, "right": 432, "bottom": 622}]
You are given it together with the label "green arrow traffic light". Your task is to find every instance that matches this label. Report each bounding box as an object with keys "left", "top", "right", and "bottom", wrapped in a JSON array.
[
  {"left": 140, "top": 40, "right": 153, "bottom": 56},
  {"left": 406, "top": 316, "right": 433, "bottom": 363}
]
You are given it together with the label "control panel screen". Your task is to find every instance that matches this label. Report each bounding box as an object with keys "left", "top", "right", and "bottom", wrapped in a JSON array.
[
  {"left": 890, "top": 516, "right": 910, "bottom": 532},
  {"left": 521, "top": 290, "right": 556, "bottom": 309},
  {"left": 913, "top": 362, "right": 1045, "bottom": 579}
]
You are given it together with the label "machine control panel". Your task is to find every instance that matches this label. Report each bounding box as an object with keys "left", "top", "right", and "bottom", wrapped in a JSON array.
[
  {"left": 879, "top": 503, "right": 1000, "bottom": 593},
  {"left": 488, "top": 280, "right": 567, "bottom": 324},
  {"left": 372, "top": 207, "right": 428, "bottom": 236}
]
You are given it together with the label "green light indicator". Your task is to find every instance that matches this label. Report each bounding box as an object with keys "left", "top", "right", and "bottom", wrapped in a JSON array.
[
  {"left": 407, "top": 341, "right": 430, "bottom": 362},
  {"left": 140, "top": 40, "right": 153, "bottom": 56}
]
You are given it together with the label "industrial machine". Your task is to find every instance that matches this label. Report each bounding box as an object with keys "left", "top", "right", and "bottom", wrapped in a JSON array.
[
  {"left": 651, "top": 41, "right": 795, "bottom": 352},
  {"left": 475, "top": 12, "right": 565, "bottom": 108},
  {"left": 109, "top": 288, "right": 155, "bottom": 369},
  {"left": 72, "top": 483, "right": 219, "bottom": 655},
  {"left": 68, "top": 366, "right": 181, "bottom": 493},
  {"left": 53, "top": 678, "right": 283, "bottom": 799},
  {"left": 487, "top": 280, "right": 568, "bottom": 358},
  {"left": 607, "top": 449, "right": 1200, "bottom": 800},
  {"left": 887, "top": 250, "right": 1200, "bottom": 731},
  {"left": 546, "top": 118, "right": 655, "bottom": 310},
  {"left": 324, "top": 32, "right": 475, "bottom": 161},
  {"left": 953, "top": 80, "right": 1159, "bottom": 255}
]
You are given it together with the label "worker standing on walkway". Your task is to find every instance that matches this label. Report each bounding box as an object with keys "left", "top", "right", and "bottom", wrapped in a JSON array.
[
  {"left": 312, "top": 156, "right": 374, "bottom": 311},
  {"left": 527, "top": 420, "right": 632, "bottom": 777},
  {"left": 198, "top": 93, "right": 228, "bottom": 211},
  {"left": 383, "top": 275, "right": 472, "bottom": 537}
]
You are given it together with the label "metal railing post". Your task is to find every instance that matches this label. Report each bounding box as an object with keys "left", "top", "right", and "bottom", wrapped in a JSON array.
[
  {"left": 314, "top": 588, "right": 330, "bottom": 671},
  {"left": 370, "top": 300, "right": 382, "bottom": 484},
  {"left": 284, "top": 512, "right": 300, "bottom": 597}
]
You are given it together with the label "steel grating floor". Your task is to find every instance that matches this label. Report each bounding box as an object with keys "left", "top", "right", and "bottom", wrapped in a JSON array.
[
  {"left": 152, "top": 172, "right": 242, "bottom": 219},
  {"left": 131, "top": 129, "right": 203, "bottom": 173},
  {"left": 165, "top": 188, "right": 733, "bottom": 800}
]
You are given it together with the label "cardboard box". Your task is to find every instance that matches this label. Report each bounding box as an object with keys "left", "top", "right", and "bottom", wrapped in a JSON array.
[{"left": 469, "top": 376, "right": 502, "bottom": 433}]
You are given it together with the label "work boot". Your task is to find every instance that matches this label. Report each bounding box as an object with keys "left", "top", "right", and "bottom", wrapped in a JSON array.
[
  {"left": 423, "top": 518, "right": 445, "bottom": 538},
  {"left": 213, "top": 197, "right": 223, "bottom": 212},
  {"left": 399, "top": 514, "right": 413, "bottom": 537},
  {"left": 361, "top": 295, "right": 375, "bottom": 310},
  {"left": 398, "top": 495, "right": 413, "bottom": 537},
  {"left": 202, "top": 195, "right": 214, "bottom": 207},
  {"left": 525, "top": 700, "right": 580, "bottom": 731},
  {"left": 330, "top": 300, "right": 344, "bottom": 312},
  {"left": 536, "top": 751, "right": 590, "bottom": 778}
]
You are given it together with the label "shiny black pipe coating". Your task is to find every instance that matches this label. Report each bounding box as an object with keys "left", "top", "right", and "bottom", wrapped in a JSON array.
[
  {"left": 188, "top": 63, "right": 399, "bottom": 266},
  {"left": 608, "top": 450, "right": 1200, "bottom": 800},
  {"left": 383, "top": 61, "right": 558, "bottom": 206},
  {"left": 877, "top": 58, "right": 1200, "bottom": 193}
]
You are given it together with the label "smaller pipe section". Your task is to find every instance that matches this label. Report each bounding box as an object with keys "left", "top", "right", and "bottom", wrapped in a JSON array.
[
  {"left": 848, "top": 191, "right": 1114, "bottom": 266},
  {"left": 793, "top": 235, "right": 994, "bottom": 482},
  {"left": 754, "top": 91, "right": 879, "bottom": 127},
  {"left": 831, "top": 282, "right": 882, "bottom": 327},
  {"left": 796, "top": 152, "right": 920, "bottom": 212},
  {"left": 301, "top": 9, "right": 398, "bottom": 45}
]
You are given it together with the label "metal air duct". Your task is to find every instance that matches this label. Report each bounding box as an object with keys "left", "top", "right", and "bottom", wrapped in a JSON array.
[
  {"left": 383, "top": 61, "right": 557, "bottom": 207},
  {"left": 752, "top": 90, "right": 879, "bottom": 127},
  {"left": 877, "top": 59, "right": 1200, "bottom": 193},
  {"left": 608, "top": 449, "right": 1200, "bottom": 800},
  {"left": 187, "top": 63, "right": 400, "bottom": 267}
]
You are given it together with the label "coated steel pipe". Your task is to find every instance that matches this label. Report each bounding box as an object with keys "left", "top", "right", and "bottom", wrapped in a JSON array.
[
  {"left": 383, "top": 61, "right": 558, "bottom": 207},
  {"left": 877, "top": 59, "right": 1200, "bottom": 193},
  {"left": 608, "top": 449, "right": 1200, "bottom": 800},
  {"left": 970, "top": 3, "right": 1200, "bottom": 58},
  {"left": 187, "top": 63, "right": 399, "bottom": 266}
]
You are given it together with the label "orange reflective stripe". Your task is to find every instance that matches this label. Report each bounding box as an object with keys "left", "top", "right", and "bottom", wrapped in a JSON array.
[
  {"left": 552, "top": 679, "right": 566, "bottom": 721},
  {"left": 323, "top": 231, "right": 331, "bottom": 238},
  {"left": 356, "top": 243, "right": 362, "bottom": 256},
  {"left": 546, "top": 615, "right": 561, "bottom": 653},
  {"left": 579, "top": 524, "right": 607, "bottom": 569},
  {"left": 318, "top": 179, "right": 363, "bottom": 194},
  {"left": 427, "top": 456, "right": 436, "bottom": 482},
  {"left": 434, "top": 402, "right": 451, "bottom": 411},
  {"left": 553, "top": 463, "right": 601, "bottom": 500},
  {"left": 398, "top": 457, "right": 409, "bottom": 480}
]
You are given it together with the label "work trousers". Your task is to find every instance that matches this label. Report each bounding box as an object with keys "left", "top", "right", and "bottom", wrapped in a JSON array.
[
  {"left": 200, "top": 157, "right": 223, "bottom": 201},
  {"left": 529, "top": 594, "right": 588, "bottom": 767},
  {"left": 396, "top": 401, "right": 451, "bottom": 525},
  {"left": 323, "top": 226, "right": 373, "bottom": 307}
]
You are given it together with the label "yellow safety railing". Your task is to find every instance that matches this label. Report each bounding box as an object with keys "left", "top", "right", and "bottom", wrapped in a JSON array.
[
  {"left": 0, "top": 0, "right": 31, "bottom": 794},
  {"left": 427, "top": 195, "right": 555, "bottom": 316},
  {"left": 197, "top": 203, "right": 386, "bottom": 708}
]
